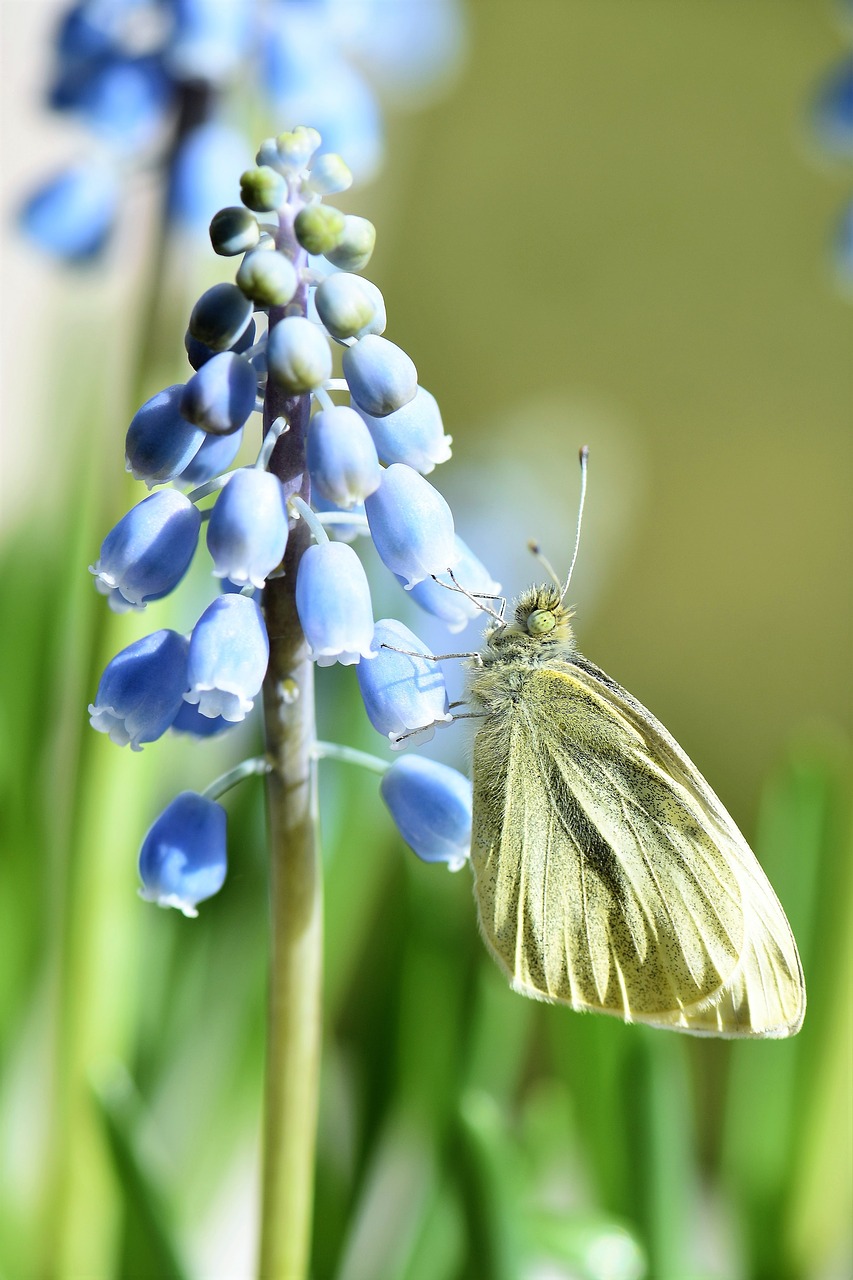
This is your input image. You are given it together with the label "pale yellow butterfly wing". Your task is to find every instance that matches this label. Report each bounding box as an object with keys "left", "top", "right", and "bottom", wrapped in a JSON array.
[{"left": 470, "top": 658, "right": 805, "bottom": 1037}]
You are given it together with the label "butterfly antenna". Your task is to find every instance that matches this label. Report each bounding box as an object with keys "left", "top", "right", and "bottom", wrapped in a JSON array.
[
  {"left": 560, "top": 445, "right": 589, "bottom": 602},
  {"left": 527, "top": 541, "right": 563, "bottom": 592}
]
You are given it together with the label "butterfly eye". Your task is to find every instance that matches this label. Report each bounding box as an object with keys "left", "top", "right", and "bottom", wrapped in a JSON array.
[{"left": 527, "top": 609, "right": 556, "bottom": 636}]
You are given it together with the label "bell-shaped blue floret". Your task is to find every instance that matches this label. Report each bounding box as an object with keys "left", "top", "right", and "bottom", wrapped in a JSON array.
[
  {"left": 364, "top": 464, "right": 459, "bottom": 589},
  {"left": 267, "top": 316, "right": 333, "bottom": 394},
  {"left": 342, "top": 335, "right": 417, "bottom": 417},
  {"left": 380, "top": 755, "right": 472, "bottom": 870},
  {"left": 355, "top": 385, "right": 451, "bottom": 474},
  {"left": 138, "top": 791, "right": 227, "bottom": 917},
  {"left": 184, "top": 317, "right": 256, "bottom": 371},
  {"left": 20, "top": 161, "right": 119, "bottom": 261},
  {"left": 356, "top": 619, "right": 451, "bottom": 747},
  {"left": 307, "top": 406, "right": 381, "bottom": 508},
  {"left": 89, "top": 629, "right": 189, "bottom": 750},
  {"left": 295, "top": 541, "right": 376, "bottom": 666},
  {"left": 125, "top": 384, "right": 205, "bottom": 488},
  {"left": 91, "top": 489, "right": 201, "bottom": 607},
  {"left": 169, "top": 121, "right": 252, "bottom": 230},
  {"left": 185, "top": 594, "right": 269, "bottom": 721},
  {"left": 70, "top": 54, "right": 169, "bottom": 149},
  {"left": 176, "top": 427, "right": 244, "bottom": 486},
  {"left": 408, "top": 537, "right": 501, "bottom": 633},
  {"left": 206, "top": 469, "right": 288, "bottom": 589},
  {"left": 181, "top": 351, "right": 258, "bottom": 435}
]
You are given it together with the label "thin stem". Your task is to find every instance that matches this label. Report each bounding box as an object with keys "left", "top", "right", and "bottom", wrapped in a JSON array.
[
  {"left": 313, "top": 741, "right": 391, "bottom": 775},
  {"left": 257, "top": 206, "right": 322, "bottom": 1280},
  {"left": 289, "top": 494, "right": 329, "bottom": 545},
  {"left": 202, "top": 756, "right": 271, "bottom": 803}
]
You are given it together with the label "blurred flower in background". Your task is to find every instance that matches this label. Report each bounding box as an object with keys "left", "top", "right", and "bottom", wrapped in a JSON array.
[
  {"left": 19, "top": 0, "right": 468, "bottom": 260},
  {"left": 807, "top": 4, "right": 853, "bottom": 292}
]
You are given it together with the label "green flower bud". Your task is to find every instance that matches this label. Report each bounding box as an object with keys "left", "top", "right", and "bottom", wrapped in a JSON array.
[
  {"left": 240, "top": 166, "right": 287, "bottom": 213},
  {"left": 276, "top": 126, "right": 322, "bottom": 172},
  {"left": 325, "top": 215, "right": 376, "bottom": 271},
  {"left": 209, "top": 206, "right": 261, "bottom": 256},
  {"left": 236, "top": 248, "right": 298, "bottom": 307},
  {"left": 294, "top": 203, "right": 346, "bottom": 255}
]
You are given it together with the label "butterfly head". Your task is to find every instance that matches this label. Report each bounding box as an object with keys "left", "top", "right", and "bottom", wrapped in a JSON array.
[{"left": 483, "top": 584, "right": 575, "bottom": 660}]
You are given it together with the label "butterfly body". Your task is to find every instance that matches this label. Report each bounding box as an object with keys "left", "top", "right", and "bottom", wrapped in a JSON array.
[{"left": 466, "top": 585, "right": 805, "bottom": 1038}]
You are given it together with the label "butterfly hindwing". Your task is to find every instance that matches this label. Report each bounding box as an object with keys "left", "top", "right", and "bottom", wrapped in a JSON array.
[{"left": 470, "top": 659, "right": 805, "bottom": 1037}]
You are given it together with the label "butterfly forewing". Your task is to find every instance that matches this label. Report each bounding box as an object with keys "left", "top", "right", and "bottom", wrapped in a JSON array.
[{"left": 469, "top": 658, "right": 805, "bottom": 1038}]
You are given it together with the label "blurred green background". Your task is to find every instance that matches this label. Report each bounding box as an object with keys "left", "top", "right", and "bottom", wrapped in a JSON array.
[{"left": 1, "top": 2, "right": 850, "bottom": 1278}]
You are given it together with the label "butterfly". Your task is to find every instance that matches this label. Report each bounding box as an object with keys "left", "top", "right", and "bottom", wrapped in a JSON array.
[{"left": 462, "top": 451, "right": 805, "bottom": 1037}]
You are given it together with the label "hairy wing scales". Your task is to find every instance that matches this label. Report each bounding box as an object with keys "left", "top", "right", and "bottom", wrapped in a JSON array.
[{"left": 470, "top": 661, "right": 805, "bottom": 1036}]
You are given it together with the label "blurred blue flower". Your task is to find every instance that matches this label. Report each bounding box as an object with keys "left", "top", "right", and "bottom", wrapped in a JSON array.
[
  {"left": 138, "top": 791, "right": 227, "bottom": 916},
  {"left": 380, "top": 755, "right": 472, "bottom": 869},
  {"left": 89, "top": 629, "right": 190, "bottom": 749},
  {"left": 20, "top": 162, "right": 120, "bottom": 261},
  {"left": 407, "top": 535, "right": 501, "bottom": 632}
]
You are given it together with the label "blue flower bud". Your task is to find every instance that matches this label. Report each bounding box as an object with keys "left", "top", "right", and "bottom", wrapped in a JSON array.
[
  {"left": 138, "top": 792, "right": 227, "bottom": 917},
  {"left": 89, "top": 629, "right": 190, "bottom": 750},
  {"left": 207, "top": 469, "right": 288, "bottom": 588},
  {"left": 189, "top": 282, "right": 254, "bottom": 352},
  {"left": 209, "top": 205, "right": 260, "bottom": 256},
  {"left": 171, "top": 702, "right": 233, "bottom": 737},
  {"left": 185, "top": 317, "right": 257, "bottom": 371},
  {"left": 315, "top": 273, "right": 386, "bottom": 340},
  {"left": 343, "top": 335, "right": 417, "bottom": 417},
  {"left": 307, "top": 406, "right": 381, "bottom": 508},
  {"left": 364, "top": 464, "right": 459, "bottom": 588},
  {"left": 20, "top": 161, "right": 119, "bottom": 261},
  {"left": 355, "top": 385, "right": 451, "bottom": 474},
  {"left": 91, "top": 489, "right": 201, "bottom": 607},
  {"left": 185, "top": 594, "right": 269, "bottom": 721},
  {"left": 71, "top": 54, "right": 168, "bottom": 149},
  {"left": 295, "top": 541, "right": 376, "bottom": 666},
  {"left": 181, "top": 351, "right": 258, "bottom": 435},
  {"left": 177, "top": 428, "right": 244, "bottom": 486},
  {"left": 267, "top": 316, "right": 333, "bottom": 394},
  {"left": 408, "top": 537, "right": 501, "bottom": 633},
  {"left": 125, "top": 384, "right": 205, "bottom": 488},
  {"left": 356, "top": 619, "right": 451, "bottom": 747},
  {"left": 380, "top": 756, "right": 472, "bottom": 870}
]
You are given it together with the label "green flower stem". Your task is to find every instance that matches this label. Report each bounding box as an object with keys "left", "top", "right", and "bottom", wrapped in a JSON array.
[
  {"left": 202, "top": 756, "right": 271, "bottom": 803},
  {"left": 314, "top": 741, "right": 390, "bottom": 776},
  {"left": 258, "top": 209, "right": 321, "bottom": 1280}
]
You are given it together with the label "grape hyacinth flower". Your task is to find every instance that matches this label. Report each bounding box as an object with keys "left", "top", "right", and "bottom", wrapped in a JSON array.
[
  {"left": 380, "top": 756, "right": 472, "bottom": 870},
  {"left": 138, "top": 791, "right": 227, "bottom": 917},
  {"left": 86, "top": 124, "right": 495, "bottom": 1277}
]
